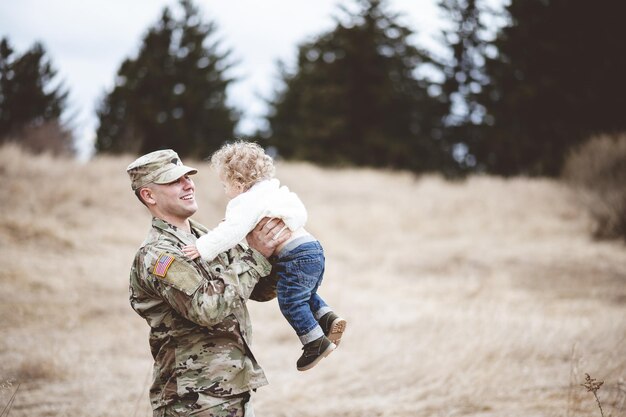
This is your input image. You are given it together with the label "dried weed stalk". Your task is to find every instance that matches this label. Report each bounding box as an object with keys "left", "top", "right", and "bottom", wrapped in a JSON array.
[
  {"left": 0, "top": 382, "right": 20, "bottom": 417},
  {"left": 581, "top": 373, "right": 605, "bottom": 417}
]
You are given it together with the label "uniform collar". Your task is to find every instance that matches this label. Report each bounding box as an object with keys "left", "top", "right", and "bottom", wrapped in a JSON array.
[{"left": 151, "top": 217, "right": 208, "bottom": 243}]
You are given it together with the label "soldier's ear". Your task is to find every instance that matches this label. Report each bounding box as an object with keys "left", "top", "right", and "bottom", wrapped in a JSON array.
[{"left": 139, "top": 187, "right": 156, "bottom": 205}]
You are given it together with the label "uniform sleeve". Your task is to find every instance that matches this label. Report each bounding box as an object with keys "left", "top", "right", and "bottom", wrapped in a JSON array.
[
  {"left": 249, "top": 266, "right": 279, "bottom": 302},
  {"left": 143, "top": 244, "right": 271, "bottom": 328}
]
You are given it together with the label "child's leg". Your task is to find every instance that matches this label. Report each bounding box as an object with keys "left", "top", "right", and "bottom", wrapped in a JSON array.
[
  {"left": 306, "top": 257, "right": 347, "bottom": 346},
  {"left": 275, "top": 245, "right": 326, "bottom": 345},
  {"left": 277, "top": 278, "right": 324, "bottom": 345},
  {"left": 310, "top": 294, "right": 331, "bottom": 321},
  {"left": 275, "top": 241, "right": 336, "bottom": 371},
  {"left": 307, "top": 263, "right": 331, "bottom": 320}
]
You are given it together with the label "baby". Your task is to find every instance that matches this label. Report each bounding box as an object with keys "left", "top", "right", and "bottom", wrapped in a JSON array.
[{"left": 183, "top": 141, "right": 346, "bottom": 371}]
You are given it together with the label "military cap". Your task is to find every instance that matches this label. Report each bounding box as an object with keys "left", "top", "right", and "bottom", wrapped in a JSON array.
[{"left": 127, "top": 149, "right": 197, "bottom": 190}]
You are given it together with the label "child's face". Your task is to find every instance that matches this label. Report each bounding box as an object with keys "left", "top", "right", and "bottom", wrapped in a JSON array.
[{"left": 219, "top": 173, "right": 244, "bottom": 199}]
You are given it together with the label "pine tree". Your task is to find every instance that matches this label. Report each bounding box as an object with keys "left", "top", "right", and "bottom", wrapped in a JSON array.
[
  {"left": 0, "top": 37, "right": 72, "bottom": 153},
  {"left": 266, "top": 0, "right": 448, "bottom": 172},
  {"left": 95, "top": 0, "right": 238, "bottom": 158},
  {"left": 477, "top": 0, "right": 626, "bottom": 176},
  {"left": 435, "top": 0, "right": 492, "bottom": 174}
]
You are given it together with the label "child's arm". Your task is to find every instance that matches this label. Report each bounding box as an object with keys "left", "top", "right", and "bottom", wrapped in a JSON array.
[
  {"left": 182, "top": 244, "right": 200, "bottom": 260},
  {"left": 194, "top": 197, "right": 265, "bottom": 262}
]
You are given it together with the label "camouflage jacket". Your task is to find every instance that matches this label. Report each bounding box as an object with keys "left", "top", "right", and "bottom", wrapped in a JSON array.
[{"left": 129, "top": 217, "right": 274, "bottom": 410}]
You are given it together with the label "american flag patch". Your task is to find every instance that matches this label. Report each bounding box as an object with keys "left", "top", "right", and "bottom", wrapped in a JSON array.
[{"left": 153, "top": 253, "right": 175, "bottom": 277}]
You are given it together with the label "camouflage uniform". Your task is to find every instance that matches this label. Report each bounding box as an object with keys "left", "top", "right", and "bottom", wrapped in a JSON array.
[
  {"left": 154, "top": 391, "right": 252, "bottom": 417},
  {"left": 126, "top": 149, "right": 278, "bottom": 416},
  {"left": 130, "top": 217, "right": 274, "bottom": 415}
]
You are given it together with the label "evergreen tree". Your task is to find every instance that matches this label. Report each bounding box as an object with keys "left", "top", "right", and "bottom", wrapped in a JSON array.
[
  {"left": 477, "top": 0, "right": 626, "bottom": 176},
  {"left": 435, "top": 0, "right": 491, "bottom": 174},
  {"left": 0, "top": 37, "right": 72, "bottom": 151},
  {"left": 95, "top": 0, "right": 238, "bottom": 158},
  {"left": 266, "top": 0, "right": 448, "bottom": 172}
]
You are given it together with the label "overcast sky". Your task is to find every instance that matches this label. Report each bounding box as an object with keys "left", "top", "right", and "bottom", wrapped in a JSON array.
[{"left": 0, "top": 0, "right": 502, "bottom": 157}]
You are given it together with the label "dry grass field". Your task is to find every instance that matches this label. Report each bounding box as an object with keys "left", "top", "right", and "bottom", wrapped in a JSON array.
[{"left": 0, "top": 143, "right": 624, "bottom": 417}]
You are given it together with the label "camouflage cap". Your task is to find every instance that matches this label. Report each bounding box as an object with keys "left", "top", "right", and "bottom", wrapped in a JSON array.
[{"left": 127, "top": 149, "right": 197, "bottom": 191}]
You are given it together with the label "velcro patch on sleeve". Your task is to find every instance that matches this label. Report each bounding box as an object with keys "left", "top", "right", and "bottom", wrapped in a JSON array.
[
  {"left": 153, "top": 253, "right": 175, "bottom": 277},
  {"left": 152, "top": 253, "right": 203, "bottom": 296}
]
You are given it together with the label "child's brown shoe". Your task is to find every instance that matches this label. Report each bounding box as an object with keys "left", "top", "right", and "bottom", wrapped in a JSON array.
[
  {"left": 296, "top": 336, "right": 336, "bottom": 371},
  {"left": 318, "top": 312, "right": 347, "bottom": 346}
]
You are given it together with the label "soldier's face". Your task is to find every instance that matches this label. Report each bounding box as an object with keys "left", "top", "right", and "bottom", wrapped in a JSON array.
[{"left": 150, "top": 174, "right": 198, "bottom": 220}]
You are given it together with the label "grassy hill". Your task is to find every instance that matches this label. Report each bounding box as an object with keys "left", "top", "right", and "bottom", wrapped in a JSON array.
[{"left": 0, "top": 144, "right": 624, "bottom": 416}]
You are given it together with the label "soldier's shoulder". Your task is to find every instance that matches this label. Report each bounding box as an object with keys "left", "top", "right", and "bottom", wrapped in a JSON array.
[
  {"left": 143, "top": 234, "right": 180, "bottom": 255},
  {"left": 133, "top": 236, "right": 181, "bottom": 272}
]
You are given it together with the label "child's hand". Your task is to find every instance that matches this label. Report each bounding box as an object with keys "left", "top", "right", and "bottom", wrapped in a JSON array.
[{"left": 182, "top": 245, "right": 200, "bottom": 260}]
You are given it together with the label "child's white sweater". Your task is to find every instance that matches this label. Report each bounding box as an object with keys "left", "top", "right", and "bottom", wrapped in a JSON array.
[{"left": 196, "top": 178, "right": 308, "bottom": 261}]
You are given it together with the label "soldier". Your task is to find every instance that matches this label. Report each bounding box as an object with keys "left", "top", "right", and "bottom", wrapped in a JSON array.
[{"left": 127, "top": 149, "right": 289, "bottom": 417}]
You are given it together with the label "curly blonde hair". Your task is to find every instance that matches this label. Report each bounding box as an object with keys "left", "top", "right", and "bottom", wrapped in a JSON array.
[{"left": 210, "top": 141, "right": 275, "bottom": 191}]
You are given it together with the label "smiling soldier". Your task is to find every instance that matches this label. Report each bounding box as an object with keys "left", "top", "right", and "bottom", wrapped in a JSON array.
[{"left": 126, "top": 149, "right": 289, "bottom": 417}]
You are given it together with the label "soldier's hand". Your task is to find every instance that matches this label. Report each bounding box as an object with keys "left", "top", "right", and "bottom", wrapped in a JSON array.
[{"left": 247, "top": 217, "right": 291, "bottom": 258}]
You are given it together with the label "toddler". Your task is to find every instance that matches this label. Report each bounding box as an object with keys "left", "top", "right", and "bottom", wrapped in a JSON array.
[{"left": 183, "top": 141, "right": 346, "bottom": 371}]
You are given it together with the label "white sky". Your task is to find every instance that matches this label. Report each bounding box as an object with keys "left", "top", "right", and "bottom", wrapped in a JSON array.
[{"left": 0, "top": 0, "right": 501, "bottom": 157}]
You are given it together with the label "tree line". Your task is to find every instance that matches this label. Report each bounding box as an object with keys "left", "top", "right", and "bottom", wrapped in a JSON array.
[{"left": 1, "top": 0, "right": 624, "bottom": 176}]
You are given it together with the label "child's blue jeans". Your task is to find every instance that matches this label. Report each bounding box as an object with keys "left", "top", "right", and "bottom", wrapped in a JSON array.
[{"left": 274, "top": 237, "right": 331, "bottom": 345}]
